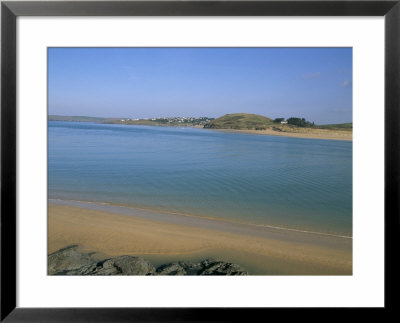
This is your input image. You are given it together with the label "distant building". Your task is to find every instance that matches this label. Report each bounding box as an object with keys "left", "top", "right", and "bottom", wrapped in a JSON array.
[{"left": 281, "top": 121, "right": 288, "bottom": 124}]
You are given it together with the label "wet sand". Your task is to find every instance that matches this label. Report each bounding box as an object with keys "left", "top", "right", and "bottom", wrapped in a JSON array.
[{"left": 48, "top": 201, "right": 352, "bottom": 275}]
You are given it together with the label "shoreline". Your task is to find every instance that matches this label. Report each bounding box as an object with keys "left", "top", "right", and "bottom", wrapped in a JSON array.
[
  {"left": 49, "top": 198, "right": 352, "bottom": 239},
  {"left": 50, "top": 120, "right": 352, "bottom": 141},
  {"left": 205, "top": 128, "right": 352, "bottom": 141},
  {"left": 48, "top": 200, "right": 352, "bottom": 275},
  {"left": 109, "top": 123, "right": 353, "bottom": 141}
]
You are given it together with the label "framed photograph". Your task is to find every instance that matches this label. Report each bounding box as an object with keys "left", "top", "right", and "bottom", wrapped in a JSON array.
[{"left": 1, "top": 0, "right": 399, "bottom": 321}]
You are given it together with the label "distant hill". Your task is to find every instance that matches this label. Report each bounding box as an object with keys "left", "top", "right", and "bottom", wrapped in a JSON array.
[
  {"left": 49, "top": 115, "right": 112, "bottom": 122},
  {"left": 204, "top": 113, "right": 273, "bottom": 130},
  {"left": 204, "top": 113, "right": 352, "bottom": 133}
]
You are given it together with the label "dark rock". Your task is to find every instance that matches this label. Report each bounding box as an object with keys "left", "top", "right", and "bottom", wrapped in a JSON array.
[
  {"left": 49, "top": 245, "right": 247, "bottom": 276},
  {"left": 51, "top": 255, "right": 155, "bottom": 276},
  {"left": 156, "top": 262, "right": 189, "bottom": 275},
  {"left": 48, "top": 245, "right": 97, "bottom": 275},
  {"left": 156, "top": 261, "right": 205, "bottom": 275},
  {"left": 86, "top": 256, "right": 156, "bottom": 276},
  {"left": 198, "top": 259, "right": 247, "bottom": 275},
  {"left": 156, "top": 258, "right": 247, "bottom": 276}
]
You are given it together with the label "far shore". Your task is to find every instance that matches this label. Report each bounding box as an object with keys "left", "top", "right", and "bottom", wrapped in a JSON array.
[
  {"left": 50, "top": 119, "right": 352, "bottom": 141},
  {"left": 109, "top": 123, "right": 353, "bottom": 141},
  {"left": 205, "top": 127, "right": 352, "bottom": 141},
  {"left": 48, "top": 201, "right": 352, "bottom": 275}
]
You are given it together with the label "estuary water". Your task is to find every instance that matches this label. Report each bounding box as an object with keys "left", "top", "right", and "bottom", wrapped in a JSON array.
[{"left": 48, "top": 121, "right": 352, "bottom": 236}]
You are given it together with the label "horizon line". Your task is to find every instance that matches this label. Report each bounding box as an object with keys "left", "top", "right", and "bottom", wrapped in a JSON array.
[{"left": 48, "top": 114, "right": 353, "bottom": 126}]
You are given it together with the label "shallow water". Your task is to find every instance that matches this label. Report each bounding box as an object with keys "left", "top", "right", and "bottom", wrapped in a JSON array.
[{"left": 48, "top": 121, "right": 352, "bottom": 236}]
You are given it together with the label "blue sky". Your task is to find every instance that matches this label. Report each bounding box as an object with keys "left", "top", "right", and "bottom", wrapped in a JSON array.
[{"left": 48, "top": 48, "right": 352, "bottom": 124}]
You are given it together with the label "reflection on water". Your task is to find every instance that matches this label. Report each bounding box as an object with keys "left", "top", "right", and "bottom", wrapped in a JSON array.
[{"left": 49, "top": 121, "right": 352, "bottom": 236}]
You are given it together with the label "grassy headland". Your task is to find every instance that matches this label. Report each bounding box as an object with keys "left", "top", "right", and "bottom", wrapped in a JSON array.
[
  {"left": 203, "top": 113, "right": 273, "bottom": 130},
  {"left": 317, "top": 123, "right": 353, "bottom": 130},
  {"left": 203, "top": 113, "right": 352, "bottom": 141}
]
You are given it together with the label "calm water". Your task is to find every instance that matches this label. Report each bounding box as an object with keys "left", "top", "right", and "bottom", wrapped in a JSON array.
[{"left": 48, "top": 121, "right": 352, "bottom": 236}]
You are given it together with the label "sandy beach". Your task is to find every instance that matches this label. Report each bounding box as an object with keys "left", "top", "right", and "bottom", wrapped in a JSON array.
[
  {"left": 208, "top": 128, "right": 352, "bottom": 141},
  {"left": 48, "top": 201, "right": 352, "bottom": 275}
]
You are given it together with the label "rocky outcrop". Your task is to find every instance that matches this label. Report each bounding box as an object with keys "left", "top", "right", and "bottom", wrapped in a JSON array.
[
  {"left": 48, "top": 245, "right": 156, "bottom": 275},
  {"left": 48, "top": 245, "right": 247, "bottom": 276},
  {"left": 48, "top": 244, "right": 97, "bottom": 275},
  {"left": 156, "top": 259, "right": 247, "bottom": 276},
  {"left": 57, "top": 255, "right": 156, "bottom": 276}
]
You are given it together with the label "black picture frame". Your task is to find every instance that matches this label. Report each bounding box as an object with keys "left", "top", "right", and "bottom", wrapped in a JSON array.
[{"left": 1, "top": 0, "right": 399, "bottom": 321}]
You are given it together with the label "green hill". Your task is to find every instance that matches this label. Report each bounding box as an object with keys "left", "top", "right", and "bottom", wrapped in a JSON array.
[
  {"left": 203, "top": 113, "right": 273, "bottom": 130},
  {"left": 317, "top": 123, "right": 352, "bottom": 130}
]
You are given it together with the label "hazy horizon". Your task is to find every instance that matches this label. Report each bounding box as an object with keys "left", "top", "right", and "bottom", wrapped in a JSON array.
[
  {"left": 49, "top": 48, "right": 352, "bottom": 124},
  {"left": 49, "top": 113, "right": 352, "bottom": 125}
]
